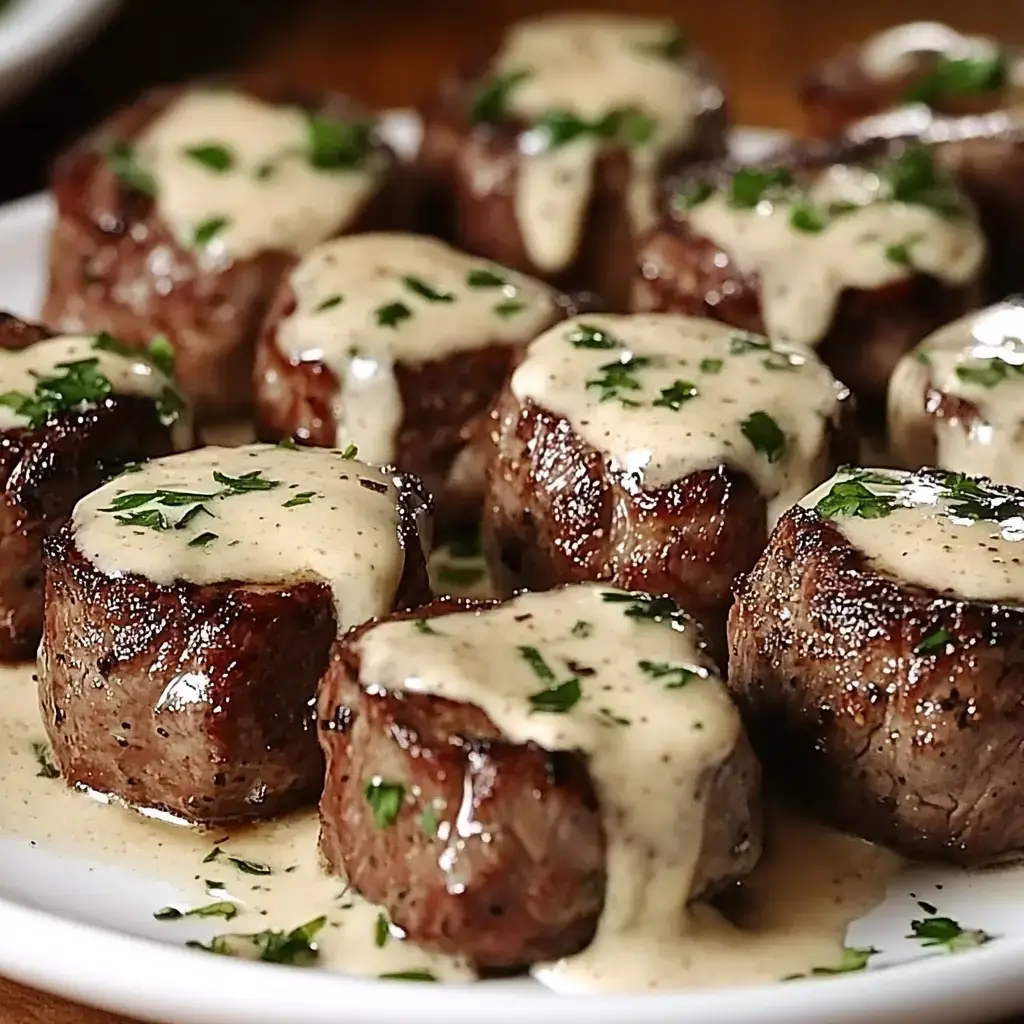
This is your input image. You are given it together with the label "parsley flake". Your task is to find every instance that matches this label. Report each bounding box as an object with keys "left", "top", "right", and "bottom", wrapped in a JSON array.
[
  {"left": 809, "top": 946, "right": 879, "bottom": 975},
  {"left": 402, "top": 276, "right": 455, "bottom": 303},
  {"left": 906, "top": 915, "right": 993, "bottom": 952},
  {"left": 585, "top": 353, "right": 653, "bottom": 406},
  {"left": 31, "top": 741, "right": 59, "bottom": 779},
  {"left": 376, "top": 302, "right": 412, "bottom": 329},
  {"left": 364, "top": 778, "right": 405, "bottom": 828},
  {"left": 192, "top": 217, "right": 230, "bottom": 248},
  {"left": 638, "top": 660, "right": 702, "bottom": 688},
  {"left": 466, "top": 268, "right": 506, "bottom": 288},
  {"left": 187, "top": 531, "right": 218, "bottom": 548},
  {"left": 494, "top": 299, "right": 526, "bottom": 319},
  {"left": 316, "top": 295, "right": 344, "bottom": 312},
  {"left": 188, "top": 916, "right": 326, "bottom": 965},
  {"left": 106, "top": 140, "right": 156, "bottom": 196},
  {"left": 741, "top": 410, "right": 786, "bottom": 463},
  {"left": 471, "top": 70, "right": 531, "bottom": 123},
  {"left": 306, "top": 115, "right": 373, "bottom": 170},
  {"left": 653, "top": 379, "right": 699, "bottom": 411},
  {"left": 814, "top": 477, "right": 896, "bottom": 520},
  {"left": 566, "top": 323, "right": 622, "bottom": 349},
  {"left": 915, "top": 628, "right": 952, "bottom": 655},
  {"left": 379, "top": 970, "right": 438, "bottom": 982},
  {"left": 903, "top": 54, "right": 1007, "bottom": 106},
  {"left": 282, "top": 491, "right": 317, "bottom": 508},
  {"left": 184, "top": 143, "right": 235, "bottom": 173},
  {"left": 155, "top": 901, "right": 238, "bottom": 922}
]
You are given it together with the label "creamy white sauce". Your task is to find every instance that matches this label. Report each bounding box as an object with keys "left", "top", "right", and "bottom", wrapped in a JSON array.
[
  {"left": 684, "top": 164, "right": 985, "bottom": 348},
  {"left": 510, "top": 314, "right": 846, "bottom": 519},
  {"left": 0, "top": 333, "right": 187, "bottom": 444},
  {"left": 135, "top": 90, "right": 385, "bottom": 261},
  {"left": 802, "top": 467, "right": 1024, "bottom": 602},
  {"left": 277, "top": 234, "right": 557, "bottom": 462},
  {"left": 71, "top": 444, "right": 420, "bottom": 631},
  {"left": 355, "top": 583, "right": 742, "bottom": 989},
  {"left": 889, "top": 301, "right": 1024, "bottom": 487},
  {"left": 492, "top": 13, "right": 709, "bottom": 271},
  {"left": 860, "top": 23, "right": 1001, "bottom": 80}
]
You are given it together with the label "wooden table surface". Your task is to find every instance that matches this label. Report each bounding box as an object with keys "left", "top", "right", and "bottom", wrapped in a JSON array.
[{"left": 2, "top": 0, "right": 1021, "bottom": 1020}]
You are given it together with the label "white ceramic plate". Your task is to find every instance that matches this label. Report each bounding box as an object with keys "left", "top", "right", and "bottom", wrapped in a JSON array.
[
  {"left": 0, "top": 0, "right": 118, "bottom": 109},
  {"left": 5, "top": 122, "right": 1024, "bottom": 1024}
]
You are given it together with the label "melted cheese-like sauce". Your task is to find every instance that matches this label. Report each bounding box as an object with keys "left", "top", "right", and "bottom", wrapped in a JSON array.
[
  {"left": 276, "top": 234, "right": 558, "bottom": 462},
  {"left": 802, "top": 467, "right": 1024, "bottom": 601},
  {"left": 72, "top": 444, "right": 419, "bottom": 630},
  {"left": 684, "top": 165, "right": 985, "bottom": 348},
  {"left": 889, "top": 301, "right": 1024, "bottom": 487},
  {"left": 0, "top": 333, "right": 189, "bottom": 447},
  {"left": 355, "top": 583, "right": 740, "bottom": 989},
  {"left": 510, "top": 314, "right": 845, "bottom": 519},
  {"left": 135, "top": 90, "right": 385, "bottom": 261},
  {"left": 492, "top": 13, "right": 709, "bottom": 272}
]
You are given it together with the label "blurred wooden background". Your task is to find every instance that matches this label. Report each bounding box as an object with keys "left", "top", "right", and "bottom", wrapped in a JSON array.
[{"left": 3, "top": 0, "right": 1023, "bottom": 1020}]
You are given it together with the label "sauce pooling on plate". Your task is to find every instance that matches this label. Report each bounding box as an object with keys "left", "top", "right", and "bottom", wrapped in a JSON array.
[
  {"left": 510, "top": 313, "right": 846, "bottom": 520},
  {"left": 804, "top": 466, "right": 1024, "bottom": 601},
  {"left": 132, "top": 89, "right": 386, "bottom": 261},
  {"left": 889, "top": 300, "right": 1024, "bottom": 487},
  {"left": 0, "top": 332, "right": 189, "bottom": 447},
  {"left": 276, "top": 234, "right": 558, "bottom": 462},
  {"left": 677, "top": 148, "right": 985, "bottom": 347},
  {"left": 72, "top": 444, "right": 422, "bottom": 631},
  {"left": 482, "top": 13, "right": 710, "bottom": 272}
]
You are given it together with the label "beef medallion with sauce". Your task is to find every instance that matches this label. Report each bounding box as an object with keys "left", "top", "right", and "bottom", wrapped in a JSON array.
[
  {"left": 39, "top": 443, "right": 431, "bottom": 824},
  {"left": 44, "top": 83, "right": 407, "bottom": 422},
  {"left": 483, "top": 313, "right": 851, "bottom": 657},
  {"left": 800, "top": 21, "right": 1023, "bottom": 139},
  {"left": 418, "top": 12, "right": 728, "bottom": 310},
  {"left": 729, "top": 466, "right": 1024, "bottom": 864},
  {"left": 317, "top": 583, "right": 761, "bottom": 974},
  {"left": 0, "top": 312, "right": 187, "bottom": 661},
  {"left": 634, "top": 141, "right": 986, "bottom": 414},
  {"left": 254, "top": 233, "right": 568, "bottom": 531},
  {"left": 889, "top": 297, "right": 1024, "bottom": 486}
]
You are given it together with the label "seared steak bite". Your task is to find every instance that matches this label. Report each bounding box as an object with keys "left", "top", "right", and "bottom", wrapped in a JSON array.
[
  {"left": 418, "top": 12, "right": 727, "bottom": 309},
  {"left": 483, "top": 313, "right": 850, "bottom": 655},
  {"left": 254, "top": 233, "right": 562, "bottom": 532},
  {"left": 44, "top": 83, "right": 405, "bottom": 422},
  {"left": 635, "top": 142, "right": 985, "bottom": 413},
  {"left": 318, "top": 584, "right": 761, "bottom": 973},
  {"left": 728, "top": 466, "right": 1024, "bottom": 864},
  {"left": 39, "top": 443, "right": 431, "bottom": 824},
  {"left": 801, "top": 22, "right": 1023, "bottom": 139},
  {"left": 889, "top": 298, "right": 1024, "bottom": 486},
  {"left": 0, "top": 313, "right": 186, "bottom": 661}
]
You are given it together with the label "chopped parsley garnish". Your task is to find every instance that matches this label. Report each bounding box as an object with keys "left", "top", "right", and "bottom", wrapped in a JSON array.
[
  {"left": 955, "top": 358, "right": 1022, "bottom": 388},
  {"left": 282, "top": 491, "right": 317, "bottom": 508},
  {"left": 340, "top": 443, "right": 358, "bottom": 459},
  {"left": 571, "top": 620, "right": 593, "bottom": 638},
  {"left": 229, "top": 856, "right": 271, "bottom": 876},
  {"left": 942, "top": 471, "right": 1024, "bottom": 522},
  {"left": 885, "top": 241, "right": 914, "bottom": 267},
  {"left": 106, "top": 140, "right": 156, "bottom": 196},
  {"left": 673, "top": 180, "right": 714, "bottom": 211},
  {"left": 316, "top": 295, "right": 344, "bottom": 312},
  {"left": 92, "top": 331, "right": 175, "bottom": 377},
  {"left": 494, "top": 299, "right": 525, "bottom": 319},
  {"left": 906, "top": 915, "right": 993, "bottom": 952},
  {"left": 729, "top": 332, "right": 772, "bottom": 355},
  {"left": 305, "top": 115, "right": 373, "bottom": 170},
  {"left": 566, "top": 323, "right": 622, "bottom": 349},
  {"left": 192, "top": 217, "right": 230, "bottom": 248},
  {"left": 585, "top": 353, "right": 653, "bottom": 406},
  {"left": 213, "top": 469, "right": 280, "bottom": 493},
  {"left": 31, "top": 741, "right": 59, "bottom": 779},
  {"left": 115, "top": 509, "right": 168, "bottom": 530},
  {"left": 0, "top": 358, "right": 112, "bottom": 429},
  {"left": 374, "top": 911, "right": 391, "bottom": 948},
  {"left": 700, "top": 357, "right": 723, "bottom": 374},
  {"left": 598, "top": 707, "right": 631, "bottom": 727},
  {"left": 532, "top": 106, "right": 656, "bottom": 151},
  {"left": 527, "top": 677, "right": 582, "bottom": 714},
  {"left": 402, "top": 276, "right": 454, "bottom": 303},
  {"left": 814, "top": 477, "right": 896, "bottom": 520},
  {"left": 471, "top": 69, "right": 530, "bottom": 123},
  {"left": 414, "top": 618, "right": 439, "bottom": 636},
  {"left": 364, "top": 778, "right": 404, "bottom": 828},
  {"left": 156, "top": 386, "right": 186, "bottom": 426},
  {"left": 376, "top": 302, "right": 412, "bottom": 329},
  {"left": 881, "top": 145, "right": 966, "bottom": 218},
  {"left": 902, "top": 53, "right": 1007, "bottom": 106},
  {"left": 188, "top": 916, "right": 326, "bottom": 965},
  {"left": 915, "top": 628, "right": 952, "bottom": 655},
  {"left": 203, "top": 846, "right": 223, "bottom": 864},
  {"left": 789, "top": 201, "right": 825, "bottom": 233},
  {"left": 379, "top": 970, "right": 438, "bottom": 982},
  {"left": 466, "top": 268, "right": 507, "bottom": 289},
  {"left": 728, "top": 167, "right": 793, "bottom": 209},
  {"left": 601, "top": 590, "right": 687, "bottom": 629},
  {"left": 154, "top": 901, "right": 238, "bottom": 922},
  {"left": 810, "top": 946, "right": 879, "bottom": 974},
  {"left": 420, "top": 803, "right": 441, "bottom": 837},
  {"left": 187, "top": 531, "right": 218, "bottom": 548},
  {"left": 652, "top": 379, "right": 699, "bottom": 411},
  {"left": 741, "top": 410, "right": 786, "bottom": 463},
  {"left": 184, "top": 143, "right": 235, "bottom": 173},
  {"left": 638, "top": 660, "right": 702, "bottom": 688}
]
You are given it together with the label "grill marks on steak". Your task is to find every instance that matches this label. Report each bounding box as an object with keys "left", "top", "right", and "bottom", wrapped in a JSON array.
[
  {"left": 728, "top": 504, "right": 1024, "bottom": 865},
  {"left": 43, "top": 83, "right": 406, "bottom": 422},
  {"left": 0, "top": 313, "right": 179, "bottom": 661},
  {"left": 317, "top": 599, "right": 762, "bottom": 969}
]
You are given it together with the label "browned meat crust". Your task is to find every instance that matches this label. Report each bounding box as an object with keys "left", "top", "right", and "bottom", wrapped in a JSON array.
[
  {"left": 43, "top": 82, "right": 406, "bottom": 422},
  {"left": 39, "top": 484, "right": 432, "bottom": 824},
  {"left": 634, "top": 139, "right": 983, "bottom": 413},
  {"left": 317, "top": 597, "right": 761, "bottom": 968},
  {"left": 728, "top": 500, "right": 1024, "bottom": 865},
  {"left": 481, "top": 388, "right": 850, "bottom": 662},
  {"left": 418, "top": 50, "right": 728, "bottom": 310},
  {"left": 0, "top": 312, "right": 179, "bottom": 661}
]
